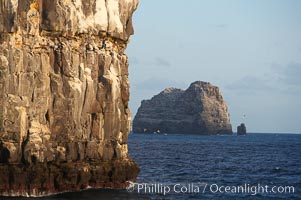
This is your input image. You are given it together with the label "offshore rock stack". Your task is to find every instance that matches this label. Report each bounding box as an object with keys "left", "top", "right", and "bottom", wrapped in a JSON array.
[
  {"left": 0, "top": 0, "right": 139, "bottom": 196},
  {"left": 237, "top": 123, "right": 247, "bottom": 135},
  {"left": 133, "top": 81, "right": 233, "bottom": 135}
]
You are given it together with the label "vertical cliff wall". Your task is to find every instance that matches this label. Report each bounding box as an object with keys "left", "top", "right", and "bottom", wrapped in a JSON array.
[{"left": 0, "top": 0, "right": 139, "bottom": 196}]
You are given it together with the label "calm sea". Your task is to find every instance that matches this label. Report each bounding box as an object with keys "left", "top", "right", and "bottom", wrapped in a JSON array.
[{"left": 2, "top": 133, "right": 301, "bottom": 200}]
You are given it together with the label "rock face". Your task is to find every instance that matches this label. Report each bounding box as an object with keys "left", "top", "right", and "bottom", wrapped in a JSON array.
[
  {"left": 237, "top": 123, "right": 247, "bottom": 135},
  {"left": 0, "top": 0, "right": 139, "bottom": 196},
  {"left": 133, "top": 81, "right": 232, "bottom": 135}
]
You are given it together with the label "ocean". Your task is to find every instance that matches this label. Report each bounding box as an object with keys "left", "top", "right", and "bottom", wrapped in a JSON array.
[{"left": 1, "top": 133, "right": 300, "bottom": 200}]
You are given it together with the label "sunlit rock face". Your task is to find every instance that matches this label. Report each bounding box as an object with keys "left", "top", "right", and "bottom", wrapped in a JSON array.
[
  {"left": 0, "top": 0, "right": 139, "bottom": 196},
  {"left": 133, "top": 81, "right": 233, "bottom": 135}
]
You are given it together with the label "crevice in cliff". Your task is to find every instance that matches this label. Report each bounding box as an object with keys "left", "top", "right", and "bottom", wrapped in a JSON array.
[
  {"left": 45, "top": 109, "right": 50, "bottom": 123},
  {"left": 90, "top": 113, "right": 97, "bottom": 140},
  {"left": 52, "top": 96, "right": 56, "bottom": 109},
  {"left": 0, "top": 141, "right": 10, "bottom": 164},
  {"left": 53, "top": 40, "right": 64, "bottom": 75},
  {"left": 21, "top": 130, "right": 30, "bottom": 165},
  {"left": 112, "top": 141, "right": 117, "bottom": 159},
  {"left": 76, "top": 171, "right": 81, "bottom": 185},
  {"left": 82, "top": 79, "right": 89, "bottom": 113},
  {"left": 54, "top": 50, "right": 63, "bottom": 74},
  {"left": 31, "top": 155, "right": 37, "bottom": 164},
  {"left": 53, "top": 175, "right": 59, "bottom": 190},
  {"left": 108, "top": 166, "right": 115, "bottom": 182},
  {"left": 31, "top": 90, "right": 35, "bottom": 102}
]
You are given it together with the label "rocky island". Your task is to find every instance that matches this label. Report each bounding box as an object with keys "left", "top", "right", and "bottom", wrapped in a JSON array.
[
  {"left": 237, "top": 123, "right": 247, "bottom": 135},
  {"left": 133, "top": 81, "right": 232, "bottom": 135},
  {"left": 0, "top": 0, "right": 139, "bottom": 196}
]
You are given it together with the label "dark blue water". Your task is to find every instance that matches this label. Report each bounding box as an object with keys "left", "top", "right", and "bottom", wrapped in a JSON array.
[
  {"left": 127, "top": 133, "right": 301, "bottom": 199},
  {"left": 2, "top": 133, "right": 301, "bottom": 200}
]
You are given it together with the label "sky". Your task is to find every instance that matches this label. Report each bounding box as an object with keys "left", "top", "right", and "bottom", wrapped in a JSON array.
[{"left": 126, "top": 0, "right": 301, "bottom": 134}]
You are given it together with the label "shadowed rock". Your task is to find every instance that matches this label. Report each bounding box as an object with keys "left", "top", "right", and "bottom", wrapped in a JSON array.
[
  {"left": 237, "top": 123, "right": 247, "bottom": 135},
  {"left": 133, "top": 81, "right": 233, "bottom": 135}
]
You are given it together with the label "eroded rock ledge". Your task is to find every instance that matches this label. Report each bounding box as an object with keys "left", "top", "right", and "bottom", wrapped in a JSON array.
[
  {"left": 133, "top": 81, "right": 233, "bottom": 135},
  {"left": 0, "top": 0, "right": 139, "bottom": 196}
]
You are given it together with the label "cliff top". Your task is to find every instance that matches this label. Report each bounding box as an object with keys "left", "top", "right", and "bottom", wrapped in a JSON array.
[
  {"left": 0, "top": 0, "right": 139, "bottom": 41},
  {"left": 143, "top": 81, "right": 223, "bottom": 105}
]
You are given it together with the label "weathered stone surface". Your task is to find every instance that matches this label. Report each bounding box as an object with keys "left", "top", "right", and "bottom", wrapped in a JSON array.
[
  {"left": 0, "top": 0, "right": 139, "bottom": 196},
  {"left": 133, "top": 81, "right": 233, "bottom": 135}
]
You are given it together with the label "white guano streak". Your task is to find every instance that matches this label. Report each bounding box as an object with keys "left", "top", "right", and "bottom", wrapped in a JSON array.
[
  {"left": 71, "top": 0, "right": 108, "bottom": 32},
  {"left": 106, "top": 0, "right": 123, "bottom": 33},
  {"left": 10, "top": 0, "right": 18, "bottom": 12},
  {"left": 94, "top": 0, "right": 108, "bottom": 30}
]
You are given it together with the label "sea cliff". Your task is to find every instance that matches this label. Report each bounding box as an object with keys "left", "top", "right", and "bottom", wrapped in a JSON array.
[{"left": 0, "top": 0, "right": 139, "bottom": 196}]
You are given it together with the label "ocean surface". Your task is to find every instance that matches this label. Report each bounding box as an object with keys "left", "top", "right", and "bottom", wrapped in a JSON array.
[{"left": 2, "top": 133, "right": 301, "bottom": 200}]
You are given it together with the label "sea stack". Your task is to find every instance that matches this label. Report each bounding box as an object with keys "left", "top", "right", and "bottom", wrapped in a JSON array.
[
  {"left": 0, "top": 0, "right": 139, "bottom": 196},
  {"left": 133, "top": 81, "right": 232, "bottom": 135},
  {"left": 237, "top": 123, "right": 247, "bottom": 135}
]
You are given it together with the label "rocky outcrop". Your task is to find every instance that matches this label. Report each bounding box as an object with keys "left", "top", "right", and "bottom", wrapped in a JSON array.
[
  {"left": 237, "top": 123, "right": 247, "bottom": 135},
  {"left": 133, "top": 81, "right": 232, "bottom": 135},
  {"left": 0, "top": 0, "right": 139, "bottom": 196}
]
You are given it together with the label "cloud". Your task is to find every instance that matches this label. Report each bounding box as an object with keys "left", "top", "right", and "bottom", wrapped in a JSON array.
[
  {"left": 269, "top": 62, "right": 301, "bottom": 87},
  {"left": 215, "top": 24, "right": 228, "bottom": 29},
  {"left": 227, "top": 62, "right": 301, "bottom": 94},
  {"left": 208, "top": 24, "right": 228, "bottom": 29},
  {"left": 128, "top": 57, "right": 171, "bottom": 67},
  {"left": 132, "top": 77, "right": 187, "bottom": 91},
  {"left": 226, "top": 76, "right": 273, "bottom": 91},
  {"left": 152, "top": 57, "right": 171, "bottom": 66},
  {"left": 278, "top": 62, "right": 301, "bottom": 86}
]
